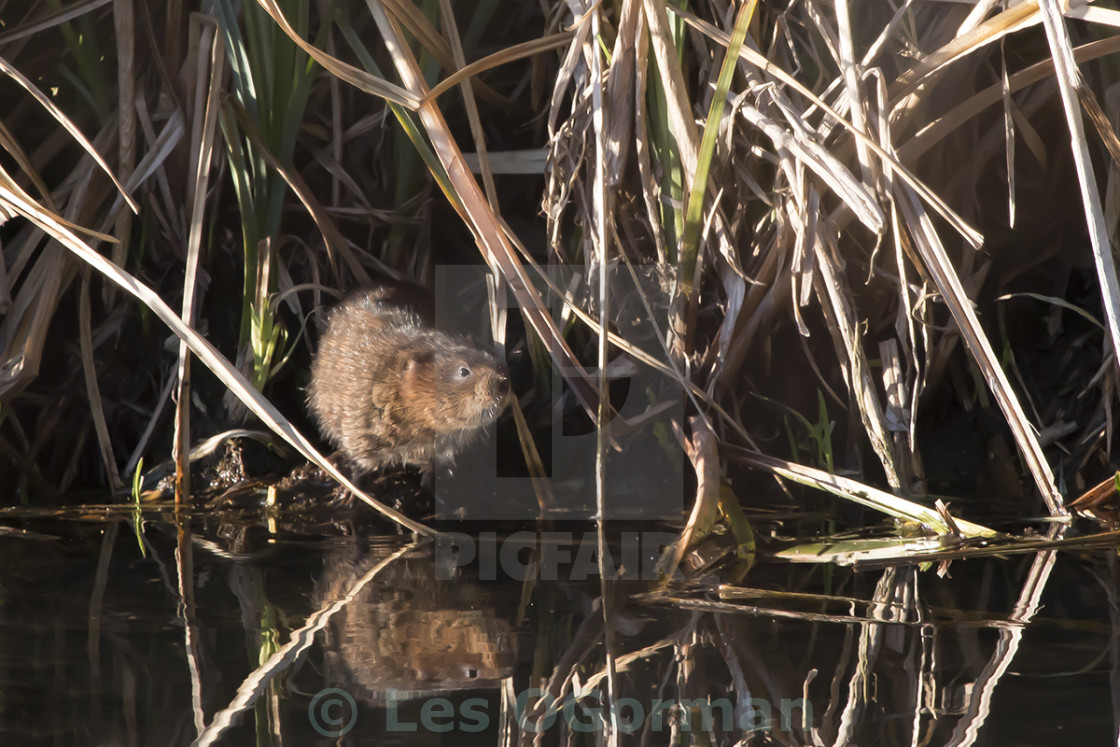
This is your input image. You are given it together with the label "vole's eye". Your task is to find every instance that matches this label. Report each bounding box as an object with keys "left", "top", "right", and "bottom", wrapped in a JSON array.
[{"left": 456, "top": 365, "right": 472, "bottom": 379}]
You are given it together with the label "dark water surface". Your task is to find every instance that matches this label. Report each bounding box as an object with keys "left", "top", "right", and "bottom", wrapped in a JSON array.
[{"left": 1, "top": 507, "right": 1117, "bottom": 746}]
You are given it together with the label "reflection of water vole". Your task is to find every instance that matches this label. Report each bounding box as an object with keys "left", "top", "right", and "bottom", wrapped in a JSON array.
[
  {"left": 308, "top": 288, "right": 509, "bottom": 472},
  {"left": 318, "top": 543, "right": 514, "bottom": 701}
]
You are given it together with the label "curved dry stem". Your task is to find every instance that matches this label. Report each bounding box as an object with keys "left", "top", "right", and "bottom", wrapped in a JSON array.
[{"left": 0, "top": 182, "right": 438, "bottom": 535}]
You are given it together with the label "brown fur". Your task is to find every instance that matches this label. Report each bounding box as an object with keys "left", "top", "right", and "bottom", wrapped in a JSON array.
[{"left": 308, "top": 289, "right": 508, "bottom": 472}]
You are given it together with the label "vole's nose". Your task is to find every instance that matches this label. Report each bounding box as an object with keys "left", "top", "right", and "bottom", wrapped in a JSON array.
[{"left": 495, "top": 365, "right": 510, "bottom": 395}]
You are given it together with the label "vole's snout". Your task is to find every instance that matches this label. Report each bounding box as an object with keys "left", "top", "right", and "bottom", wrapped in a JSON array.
[{"left": 496, "top": 369, "right": 510, "bottom": 396}]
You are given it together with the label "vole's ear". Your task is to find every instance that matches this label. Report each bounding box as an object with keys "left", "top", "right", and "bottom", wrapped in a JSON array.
[{"left": 402, "top": 349, "right": 435, "bottom": 375}]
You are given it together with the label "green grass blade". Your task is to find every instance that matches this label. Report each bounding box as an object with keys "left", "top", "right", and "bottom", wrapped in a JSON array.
[
  {"left": 334, "top": 12, "right": 459, "bottom": 212},
  {"left": 679, "top": 0, "right": 758, "bottom": 297}
]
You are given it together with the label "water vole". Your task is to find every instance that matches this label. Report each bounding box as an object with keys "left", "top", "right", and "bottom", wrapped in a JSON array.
[{"left": 308, "top": 288, "right": 509, "bottom": 473}]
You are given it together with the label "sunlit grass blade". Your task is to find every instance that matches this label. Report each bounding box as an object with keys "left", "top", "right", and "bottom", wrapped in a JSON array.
[
  {"left": 0, "top": 54, "right": 138, "bottom": 213},
  {"left": 679, "top": 1, "right": 759, "bottom": 294},
  {"left": 726, "top": 445, "right": 997, "bottom": 539},
  {"left": 254, "top": 0, "right": 421, "bottom": 107}
]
